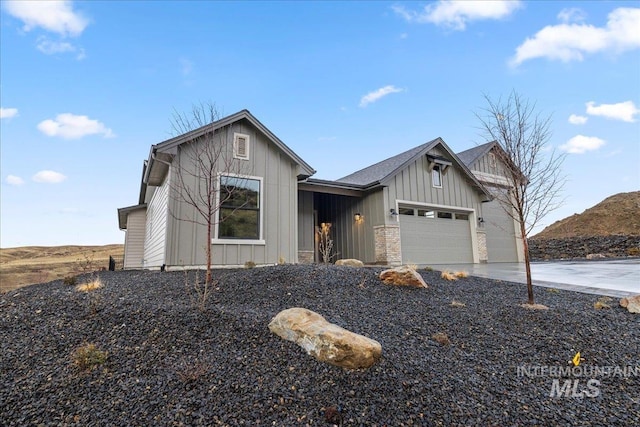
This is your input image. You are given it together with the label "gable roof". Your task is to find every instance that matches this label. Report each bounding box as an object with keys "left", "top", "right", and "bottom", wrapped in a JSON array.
[
  {"left": 456, "top": 141, "right": 497, "bottom": 168},
  {"left": 144, "top": 109, "right": 315, "bottom": 186},
  {"left": 337, "top": 138, "right": 440, "bottom": 186},
  {"left": 335, "top": 138, "right": 491, "bottom": 198}
]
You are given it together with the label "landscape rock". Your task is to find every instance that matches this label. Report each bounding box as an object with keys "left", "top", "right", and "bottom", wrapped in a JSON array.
[
  {"left": 268, "top": 307, "right": 381, "bottom": 369},
  {"left": 620, "top": 295, "right": 640, "bottom": 314},
  {"left": 379, "top": 266, "right": 428, "bottom": 288},
  {"left": 586, "top": 253, "right": 606, "bottom": 260},
  {"left": 335, "top": 258, "right": 365, "bottom": 267}
]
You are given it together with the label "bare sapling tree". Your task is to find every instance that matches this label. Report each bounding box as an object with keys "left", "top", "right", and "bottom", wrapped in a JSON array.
[
  {"left": 476, "top": 91, "right": 565, "bottom": 305},
  {"left": 170, "top": 102, "right": 250, "bottom": 286}
]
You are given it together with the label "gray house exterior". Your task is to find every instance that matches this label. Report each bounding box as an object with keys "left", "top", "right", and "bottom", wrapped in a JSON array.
[{"left": 118, "top": 110, "right": 523, "bottom": 269}]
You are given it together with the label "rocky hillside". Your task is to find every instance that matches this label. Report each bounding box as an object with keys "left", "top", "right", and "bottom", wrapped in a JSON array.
[
  {"left": 529, "top": 191, "right": 640, "bottom": 260},
  {"left": 533, "top": 191, "right": 640, "bottom": 239}
]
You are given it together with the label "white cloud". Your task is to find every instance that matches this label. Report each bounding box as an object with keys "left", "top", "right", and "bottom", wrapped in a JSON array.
[
  {"left": 586, "top": 101, "right": 639, "bottom": 122},
  {"left": 510, "top": 7, "right": 640, "bottom": 66},
  {"left": 392, "top": 1, "right": 521, "bottom": 30},
  {"left": 37, "top": 113, "right": 114, "bottom": 139},
  {"left": 557, "top": 8, "right": 587, "bottom": 24},
  {"left": 359, "top": 85, "right": 404, "bottom": 108},
  {"left": 1, "top": 107, "right": 19, "bottom": 119},
  {"left": 36, "top": 36, "right": 85, "bottom": 59},
  {"left": 6, "top": 175, "right": 25, "bottom": 185},
  {"left": 3, "top": 0, "right": 88, "bottom": 37},
  {"left": 568, "top": 114, "right": 588, "bottom": 125},
  {"left": 32, "top": 170, "right": 67, "bottom": 184},
  {"left": 560, "top": 135, "right": 606, "bottom": 154}
]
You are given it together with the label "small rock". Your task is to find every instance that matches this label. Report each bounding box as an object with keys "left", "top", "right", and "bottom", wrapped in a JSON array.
[
  {"left": 379, "top": 266, "right": 428, "bottom": 288},
  {"left": 586, "top": 253, "right": 606, "bottom": 260},
  {"left": 619, "top": 295, "right": 640, "bottom": 314},
  {"left": 268, "top": 307, "right": 382, "bottom": 369},
  {"left": 335, "top": 259, "right": 364, "bottom": 267}
]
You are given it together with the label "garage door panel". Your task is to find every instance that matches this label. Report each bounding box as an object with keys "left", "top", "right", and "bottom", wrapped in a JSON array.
[{"left": 400, "top": 214, "right": 473, "bottom": 264}]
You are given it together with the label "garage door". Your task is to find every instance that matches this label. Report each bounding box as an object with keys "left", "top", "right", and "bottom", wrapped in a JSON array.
[
  {"left": 483, "top": 200, "right": 519, "bottom": 262},
  {"left": 399, "top": 207, "right": 473, "bottom": 264}
]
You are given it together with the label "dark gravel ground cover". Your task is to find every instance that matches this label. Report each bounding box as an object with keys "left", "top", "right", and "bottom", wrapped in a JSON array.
[{"left": 1, "top": 264, "right": 638, "bottom": 426}]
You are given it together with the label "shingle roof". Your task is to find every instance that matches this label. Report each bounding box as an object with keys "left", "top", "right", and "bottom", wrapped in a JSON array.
[
  {"left": 336, "top": 138, "right": 440, "bottom": 186},
  {"left": 456, "top": 141, "right": 497, "bottom": 167}
]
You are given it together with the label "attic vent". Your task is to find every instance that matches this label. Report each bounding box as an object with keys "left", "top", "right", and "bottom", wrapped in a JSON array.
[{"left": 234, "top": 133, "right": 250, "bottom": 160}]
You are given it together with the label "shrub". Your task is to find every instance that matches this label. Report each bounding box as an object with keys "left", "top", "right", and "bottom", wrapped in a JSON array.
[
  {"left": 441, "top": 271, "right": 458, "bottom": 281},
  {"left": 244, "top": 261, "right": 256, "bottom": 269},
  {"left": 76, "top": 277, "right": 103, "bottom": 292},
  {"left": 627, "top": 247, "right": 640, "bottom": 257},
  {"left": 432, "top": 332, "right": 451, "bottom": 346},
  {"left": 278, "top": 256, "right": 286, "bottom": 265},
  {"left": 594, "top": 296, "right": 612, "bottom": 310},
  {"left": 73, "top": 343, "right": 107, "bottom": 371},
  {"left": 406, "top": 264, "right": 418, "bottom": 271},
  {"left": 547, "top": 288, "right": 560, "bottom": 293},
  {"left": 454, "top": 271, "right": 468, "bottom": 279},
  {"left": 450, "top": 300, "right": 466, "bottom": 308},
  {"left": 63, "top": 276, "right": 77, "bottom": 286},
  {"left": 423, "top": 266, "right": 434, "bottom": 272}
]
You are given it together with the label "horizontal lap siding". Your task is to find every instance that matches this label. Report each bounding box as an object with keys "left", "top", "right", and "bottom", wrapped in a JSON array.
[
  {"left": 144, "top": 174, "right": 169, "bottom": 268},
  {"left": 124, "top": 209, "right": 146, "bottom": 269}
]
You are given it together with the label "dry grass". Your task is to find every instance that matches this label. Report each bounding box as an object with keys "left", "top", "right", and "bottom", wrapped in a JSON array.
[
  {"left": 73, "top": 343, "right": 108, "bottom": 371},
  {"left": 76, "top": 277, "right": 103, "bottom": 292},
  {"left": 450, "top": 300, "right": 466, "bottom": 308},
  {"left": 0, "top": 244, "right": 122, "bottom": 293},
  {"left": 432, "top": 332, "right": 451, "bottom": 346},
  {"left": 405, "top": 264, "right": 418, "bottom": 271},
  {"left": 441, "top": 271, "right": 458, "bottom": 281},
  {"left": 454, "top": 271, "right": 469, "bottom": 279},
  {"left": 594, "top": 296, "right": 612, "bottom": 310}
]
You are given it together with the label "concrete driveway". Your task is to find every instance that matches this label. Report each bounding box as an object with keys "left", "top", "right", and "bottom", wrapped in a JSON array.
[{"left": 428, "top": 259, "right": 640, "bottom": 298}]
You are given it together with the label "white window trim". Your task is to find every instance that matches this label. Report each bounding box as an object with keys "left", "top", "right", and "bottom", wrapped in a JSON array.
[
  {"left": 393, "top": 200, "right": 475, "bottom": 224},
  {"left": 212, "top": 172, "right": 265, "bottom": 245},
  {"left": 233, "top": 132, "right": 250, "bottom": 160},
  {"left": 432, "top": 164, "right": 443, "bottom": 188}
]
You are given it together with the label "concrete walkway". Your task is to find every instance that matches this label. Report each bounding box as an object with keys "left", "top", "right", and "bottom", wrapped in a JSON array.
[{"left": 428, "top": 259, "right": 640, "bottom": 298}]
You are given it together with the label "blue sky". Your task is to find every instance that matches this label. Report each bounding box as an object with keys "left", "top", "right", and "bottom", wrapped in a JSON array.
[{"left": 1, "top": 1, "right": 639, "bottom": 248}]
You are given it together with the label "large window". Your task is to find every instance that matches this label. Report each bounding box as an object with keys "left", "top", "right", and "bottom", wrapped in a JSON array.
[{"left": 218, "top": 175, "right": 261, "bottom": 239}]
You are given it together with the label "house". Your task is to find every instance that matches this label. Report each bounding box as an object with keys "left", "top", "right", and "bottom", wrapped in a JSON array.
[{"left": 118, "top": 110, "right": 523, "bottom": 269}]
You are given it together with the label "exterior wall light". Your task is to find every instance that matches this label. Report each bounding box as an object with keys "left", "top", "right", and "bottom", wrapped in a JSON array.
[
  {"left": 390, "top": 208, "right": 399, "bottom": 216},
  {"left": 354, "top": 213, "right": 362, "bottom": 222}
]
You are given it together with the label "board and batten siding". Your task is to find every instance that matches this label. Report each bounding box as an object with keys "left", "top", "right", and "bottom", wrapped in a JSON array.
[
  {"left": 124, "top": 209, "right": 146, "bottom": 269},
  {"left": 166, "top": 119, "right": 299, "bottom": 267},
  {"left": 383, "top": 148, "right": 484, "bottom": 219},
  {"left": 143, "top": 172, "right": 170, "bottom": 268},
  {"left": 297, "top": 190, "right": 315, "bottom": 253}
]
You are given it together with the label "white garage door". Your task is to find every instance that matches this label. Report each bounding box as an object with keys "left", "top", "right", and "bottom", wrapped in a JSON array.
[
  {"left": 483, "top": 200, "right": 519, "bottom": 262},
  {"left": 399, "top": 207, "right": 473, "bottom": 264}
]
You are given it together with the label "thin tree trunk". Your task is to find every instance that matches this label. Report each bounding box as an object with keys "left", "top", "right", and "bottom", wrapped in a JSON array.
[
  {"left": 206, "top": 221, "right": 212, "bottom": 284},
  {"left": 521, "top": 222, "right": 534, "bottom": 305}
]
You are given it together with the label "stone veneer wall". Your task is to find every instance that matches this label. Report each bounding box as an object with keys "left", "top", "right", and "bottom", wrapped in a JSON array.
[
  {"left": 297, "top": 250, "right": 314, "bottom": 264},
  {"left": 476, "top": 230, "right": 488, "bottom": 263},
  {"left": 374, "top": 225, "right": 402, "bottom": 265}
]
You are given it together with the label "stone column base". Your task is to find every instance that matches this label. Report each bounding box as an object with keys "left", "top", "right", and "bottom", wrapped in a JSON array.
[
  {"left": 477, "top": 230, "right": 488, "bottom": 263},
  {"left": 374, "top": 225, "right": 402, "bottom": 265}
]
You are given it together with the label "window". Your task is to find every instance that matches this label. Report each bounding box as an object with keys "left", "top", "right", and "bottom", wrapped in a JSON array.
[
  {"left": 218, "top": 175, "right": 260, "bottom": 239},
  {"left": 455, "top": 213, "right": 469, "bottom": 221},
  {"left": 398, "top": 207, "right": 415, "bottom": 215},
  {"left": 432, "top": 165, "right": 442, "bottom": 188},
  {"left": 418, "top": 209, "right": 435, "bottom": 218},
  {"left": 437, "top": 211, "right": 453, "bottom": 219},
  {"left": 233, "top": 133, "right": 250, "bottom": 160}
]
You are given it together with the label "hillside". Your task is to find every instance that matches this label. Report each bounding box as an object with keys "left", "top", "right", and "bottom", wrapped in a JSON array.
[
  {"left": 0, "top": 244, "right": 123, "bottom": 293},
  {"left": 533, "top": 191, "right": 640, "bottom": 240}
]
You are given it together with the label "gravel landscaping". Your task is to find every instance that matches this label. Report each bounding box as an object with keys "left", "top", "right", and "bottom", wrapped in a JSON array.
[{"left": 1, "top": 264, "right": 638, "bottom": 426}]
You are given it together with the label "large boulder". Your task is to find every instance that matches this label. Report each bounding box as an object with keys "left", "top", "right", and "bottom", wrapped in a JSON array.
[
  {"left": 620, "top": 295, "right": 640, "bottom": 314},
  {"left": 268, "top": 307, "right": 381, "bottom": 369},
  {"left": 335, "top": 259, "right": 364, "bottom": 267},
  {"left": 379, "top": 266, "right": 428, "bottom": 288}
]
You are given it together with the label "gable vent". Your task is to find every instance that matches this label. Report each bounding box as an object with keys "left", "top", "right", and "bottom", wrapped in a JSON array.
[{"left": 234, "top": 133, "right": 250, "bottom": 160}]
